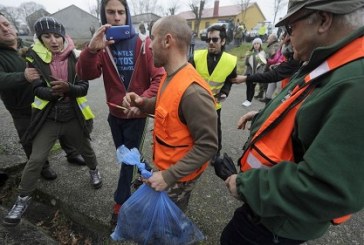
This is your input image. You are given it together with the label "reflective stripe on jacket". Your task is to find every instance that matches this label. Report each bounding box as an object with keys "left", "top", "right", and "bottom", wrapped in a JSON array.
[
  {"left": 239, "top": 37, "right": 364, "bottom": 225},
  {"left": 32, "top": 96, "right": 95, "bottom": 120},
  {"left": 194, "top": 50, "right": 236, "bottom": 110},
  {"left": 153, "top": 63, "right": 214, "bottom": 182}
]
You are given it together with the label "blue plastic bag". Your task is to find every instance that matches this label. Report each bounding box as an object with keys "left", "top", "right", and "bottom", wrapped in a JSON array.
[{"left": 111, "top": 145, "right": 205, "bottom": 245}]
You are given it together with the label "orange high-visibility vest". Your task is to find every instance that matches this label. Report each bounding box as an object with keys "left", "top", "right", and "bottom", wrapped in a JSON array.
[
  {"left": 153, "top": 63, "right": 214, "bottom": 182},
  {"left": 240, "top": 37, "right": 364, "bottom": 225}
]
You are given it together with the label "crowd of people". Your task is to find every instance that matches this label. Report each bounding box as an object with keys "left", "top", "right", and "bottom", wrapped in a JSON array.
[{"left": 1, "top": 0, "right": 364, "bottom": 244}]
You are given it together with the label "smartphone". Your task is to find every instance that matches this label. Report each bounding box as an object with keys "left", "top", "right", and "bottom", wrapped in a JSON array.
[{"left": 105, "top": 26, "right": 131, "bottom": 41}]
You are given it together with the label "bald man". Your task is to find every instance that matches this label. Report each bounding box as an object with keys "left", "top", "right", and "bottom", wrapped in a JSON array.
[{"left": 123, "top": 16, "right": 218, "bottom": 212}]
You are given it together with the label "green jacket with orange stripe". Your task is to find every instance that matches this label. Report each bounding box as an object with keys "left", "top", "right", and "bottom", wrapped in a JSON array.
[{"left": 236, "top": 26, "right": 364, "bottom": 241}]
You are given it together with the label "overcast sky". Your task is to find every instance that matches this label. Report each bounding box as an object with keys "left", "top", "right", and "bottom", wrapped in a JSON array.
[{"left": 1, "top": 0, "right": 288, "bottom": 23}]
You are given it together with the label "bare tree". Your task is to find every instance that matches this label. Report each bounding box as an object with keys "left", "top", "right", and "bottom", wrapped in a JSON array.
[
  {"left": 20, "top": 2, "right": 44, "bottom": 34},
  {"left": 236, "top": 0, "right": 250, "bottom": 25},
  {"left": 90, "top": 0, "right": 101, "bottom": 20},
  {"left": 166, "top": 1, "right": 180, "bottom": 16},
  {"left": 188, "top": 0, "right": 206, "bottom": 34},
  {"left": 130, "top": 0, "right": 159, "bottom": 15},
  {"left": 272, "top": 0, "right": 287, "bottom": 24}
]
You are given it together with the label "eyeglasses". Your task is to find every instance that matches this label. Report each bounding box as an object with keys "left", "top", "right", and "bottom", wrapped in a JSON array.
[
  {"left": 206, "top": 37, "right": 220, "bottom": 43},
  {"left": 284, "top": 11, "right": 316, "bottom": 36}
]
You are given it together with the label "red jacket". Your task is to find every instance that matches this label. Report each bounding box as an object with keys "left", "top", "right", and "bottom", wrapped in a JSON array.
[{"left": 76, "top": 36, "right": 165, "bottom": 118}]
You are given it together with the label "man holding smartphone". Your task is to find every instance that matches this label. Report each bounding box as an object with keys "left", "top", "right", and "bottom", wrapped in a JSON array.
[{"left": 76, "top": 0, "right": 164, "bottom": 226}]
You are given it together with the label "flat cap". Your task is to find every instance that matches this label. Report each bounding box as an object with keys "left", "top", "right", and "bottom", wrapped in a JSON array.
[{"left": 276, "top": 0, "right": 364, "bottom": 27}]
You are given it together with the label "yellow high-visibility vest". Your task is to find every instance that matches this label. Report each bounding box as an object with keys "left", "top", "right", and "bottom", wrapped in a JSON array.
[
  {"left": 32, "top": 96, "right": 95, "bottom": 120},
  {"left": 194, "top": 50, "right": 237, "bottom": 110}
]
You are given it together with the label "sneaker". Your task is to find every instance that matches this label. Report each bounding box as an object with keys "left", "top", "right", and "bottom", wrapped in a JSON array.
[
  {"left": 110, "top": 203, "right": 121, "bottom": 227},
  {"left": 242, "top": 100, "right": 252, "bottom": 107},
  {"left": 3, "top": 196, "right": 32, "bottom": 226},
  {"left": 89, "top": 169, "right": 102, "bottom": 189}
]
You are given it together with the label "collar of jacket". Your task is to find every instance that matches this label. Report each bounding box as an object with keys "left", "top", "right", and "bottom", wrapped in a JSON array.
[{"left": 32, "top": 40, "right": 52, "bottom": 64}]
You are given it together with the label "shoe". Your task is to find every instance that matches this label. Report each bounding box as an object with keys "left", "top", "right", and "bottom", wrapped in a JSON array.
[
  {"left": 89, "top": 168, "right": 102, "bottom": 189},
  {"left": 242, "top": 100, "right": 252, "bottom": 107},
  {"left": 110, "top": 203, "right": 121, "bottom": 227},
  {"left": 3, "top": 196, "right": 32, "bottom": 226},
  {"left": 67, "top": 155, "right": 86, "bottom": 165},
  {"left": 41, "top": 166, "right": 57, "bottom": 180}
]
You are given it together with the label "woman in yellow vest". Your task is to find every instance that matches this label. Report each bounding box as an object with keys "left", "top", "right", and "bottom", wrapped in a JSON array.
[{"left": 3, "top": 17, "right": 102, "bottom": 227}]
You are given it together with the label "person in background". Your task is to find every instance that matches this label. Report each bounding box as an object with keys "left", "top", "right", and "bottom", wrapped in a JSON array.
[
  {"left": 232, "top": 38, "right": 301, "bottom": 104},
  {"left": 222, "top": 0, "right": 364, "bottom": 243},
  {"left": 0, "top": 13, "right": 85, "bottom": 183},
  {"left": 241, "top": 37, "right": 266, "bottom": 107},
  {"left": 259, "top": 33, "right": 285, "bottom": 103},
  {"left": 3, "top": 16, "right": 102, "bottom": 227},
  {"left": 123, "top": 15, "right": 218, "bottom": 212},
  {"left": 190, "top": 24, "right": 242, "bottom": 164},
  {"left": 76, "top": 0, "right": 164, "bottom": 226},
  {"left": 138, "top": 23, "right": 147, "bottom": 38}
]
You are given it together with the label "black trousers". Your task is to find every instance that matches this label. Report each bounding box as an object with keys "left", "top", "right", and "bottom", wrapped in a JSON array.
[{"left": 221, "top": 205, "right": 305, "bottom": 245}]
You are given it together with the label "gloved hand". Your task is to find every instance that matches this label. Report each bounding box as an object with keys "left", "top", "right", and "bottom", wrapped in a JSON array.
[{"left": 214, "top": 153, "right": 237, "bottom": 181}]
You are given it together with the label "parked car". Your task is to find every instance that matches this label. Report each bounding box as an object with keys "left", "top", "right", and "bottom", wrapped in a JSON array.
[{"left": 199, "top": 21, "right": 234, "bottom": 43}]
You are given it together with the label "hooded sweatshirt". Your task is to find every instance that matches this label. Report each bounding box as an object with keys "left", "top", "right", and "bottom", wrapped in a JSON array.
[{"left": 76, "top": 0, "right": 164, "bottom": 119}]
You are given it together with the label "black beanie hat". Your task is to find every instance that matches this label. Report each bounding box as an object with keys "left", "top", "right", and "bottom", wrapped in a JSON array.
[{"left": 34, "top": 17, "right": 65, "bottom": 40}]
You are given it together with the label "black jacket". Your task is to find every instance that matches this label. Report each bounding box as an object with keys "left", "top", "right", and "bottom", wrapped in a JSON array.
[
  {"left": 21, "top": 48, "right": 93, "bottom": 144},
  {"left": 246, "top": 58, "right": 301, "bottom": 84},
  {"left": 0, "top": 45, "right": 33, "bottom": 115}
]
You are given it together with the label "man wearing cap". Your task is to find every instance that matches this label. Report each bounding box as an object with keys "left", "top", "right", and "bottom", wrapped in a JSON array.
[{"left": 221, "top": 0, "right": 364, "bottom": 244}]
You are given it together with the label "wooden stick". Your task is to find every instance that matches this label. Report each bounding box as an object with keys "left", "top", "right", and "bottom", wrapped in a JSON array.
[{"left": 107, "top": 102, "right": 154, "bottom": 118}]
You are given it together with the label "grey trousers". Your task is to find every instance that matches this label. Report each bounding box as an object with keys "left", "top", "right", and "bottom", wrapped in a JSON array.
[{"left": 18, "top": 118, "right": 98, "bottom": 196}]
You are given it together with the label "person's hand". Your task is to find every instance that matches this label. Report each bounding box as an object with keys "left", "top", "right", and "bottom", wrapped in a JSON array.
[
  {"left": 216, "top": 93, "right": 227, "bottom": 102},
  {"left": 122, "top": 92, "right": 145, "bottom": 118},
  {"left": 146, "top": 171, "right": 168, "bottom": 191},
  {"left": 123, "top": 92, "right": 144, "bottom": 108},
  {"left": 50, "top": 80, "right": 69, "bottom": 96},
  {"left": 237, "top": 111, "right": 259, "bottom": 130},
  {"left": 231, "top": 75, "right": 247, "bottom": 84},
  {"left": 225, "top": 174, "right": 241, "bottom": 200},
  {"left": 24, "top": 68, "right": 40, "bottom": 82},
  {"left": 88, "top": 24, "right": 115, "bottom": 53}
]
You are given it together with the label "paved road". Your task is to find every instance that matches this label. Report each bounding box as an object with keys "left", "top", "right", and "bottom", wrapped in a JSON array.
[{"left": 0, "top": 76, "right": 363, "bottom": 244}]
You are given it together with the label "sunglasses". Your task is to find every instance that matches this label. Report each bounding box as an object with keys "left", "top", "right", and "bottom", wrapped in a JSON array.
[
  {"left": 284, "top": 11, "right": 316, "bottom": 36},
  {"left": 206, "top": 37, "right": 220, "bottom": 43}
]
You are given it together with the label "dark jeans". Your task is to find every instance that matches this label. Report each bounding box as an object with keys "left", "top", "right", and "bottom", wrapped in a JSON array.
[
  {"left": 221, "top": 205, "right": 305, "bottom": 245},
  {"left": 107, "top": 114, "right": 147, "bottom": 205},
  {"left": 246, "top": 80, "right": 257, "bottom": 102}
]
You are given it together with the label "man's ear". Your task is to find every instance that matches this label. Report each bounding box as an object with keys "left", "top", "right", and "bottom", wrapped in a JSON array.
[
  {"left": 221, "top": 38, "right": 226, "bottom": 46},
  {"left": 317, "top": 11, "right": 334, "bottom": 34}
]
